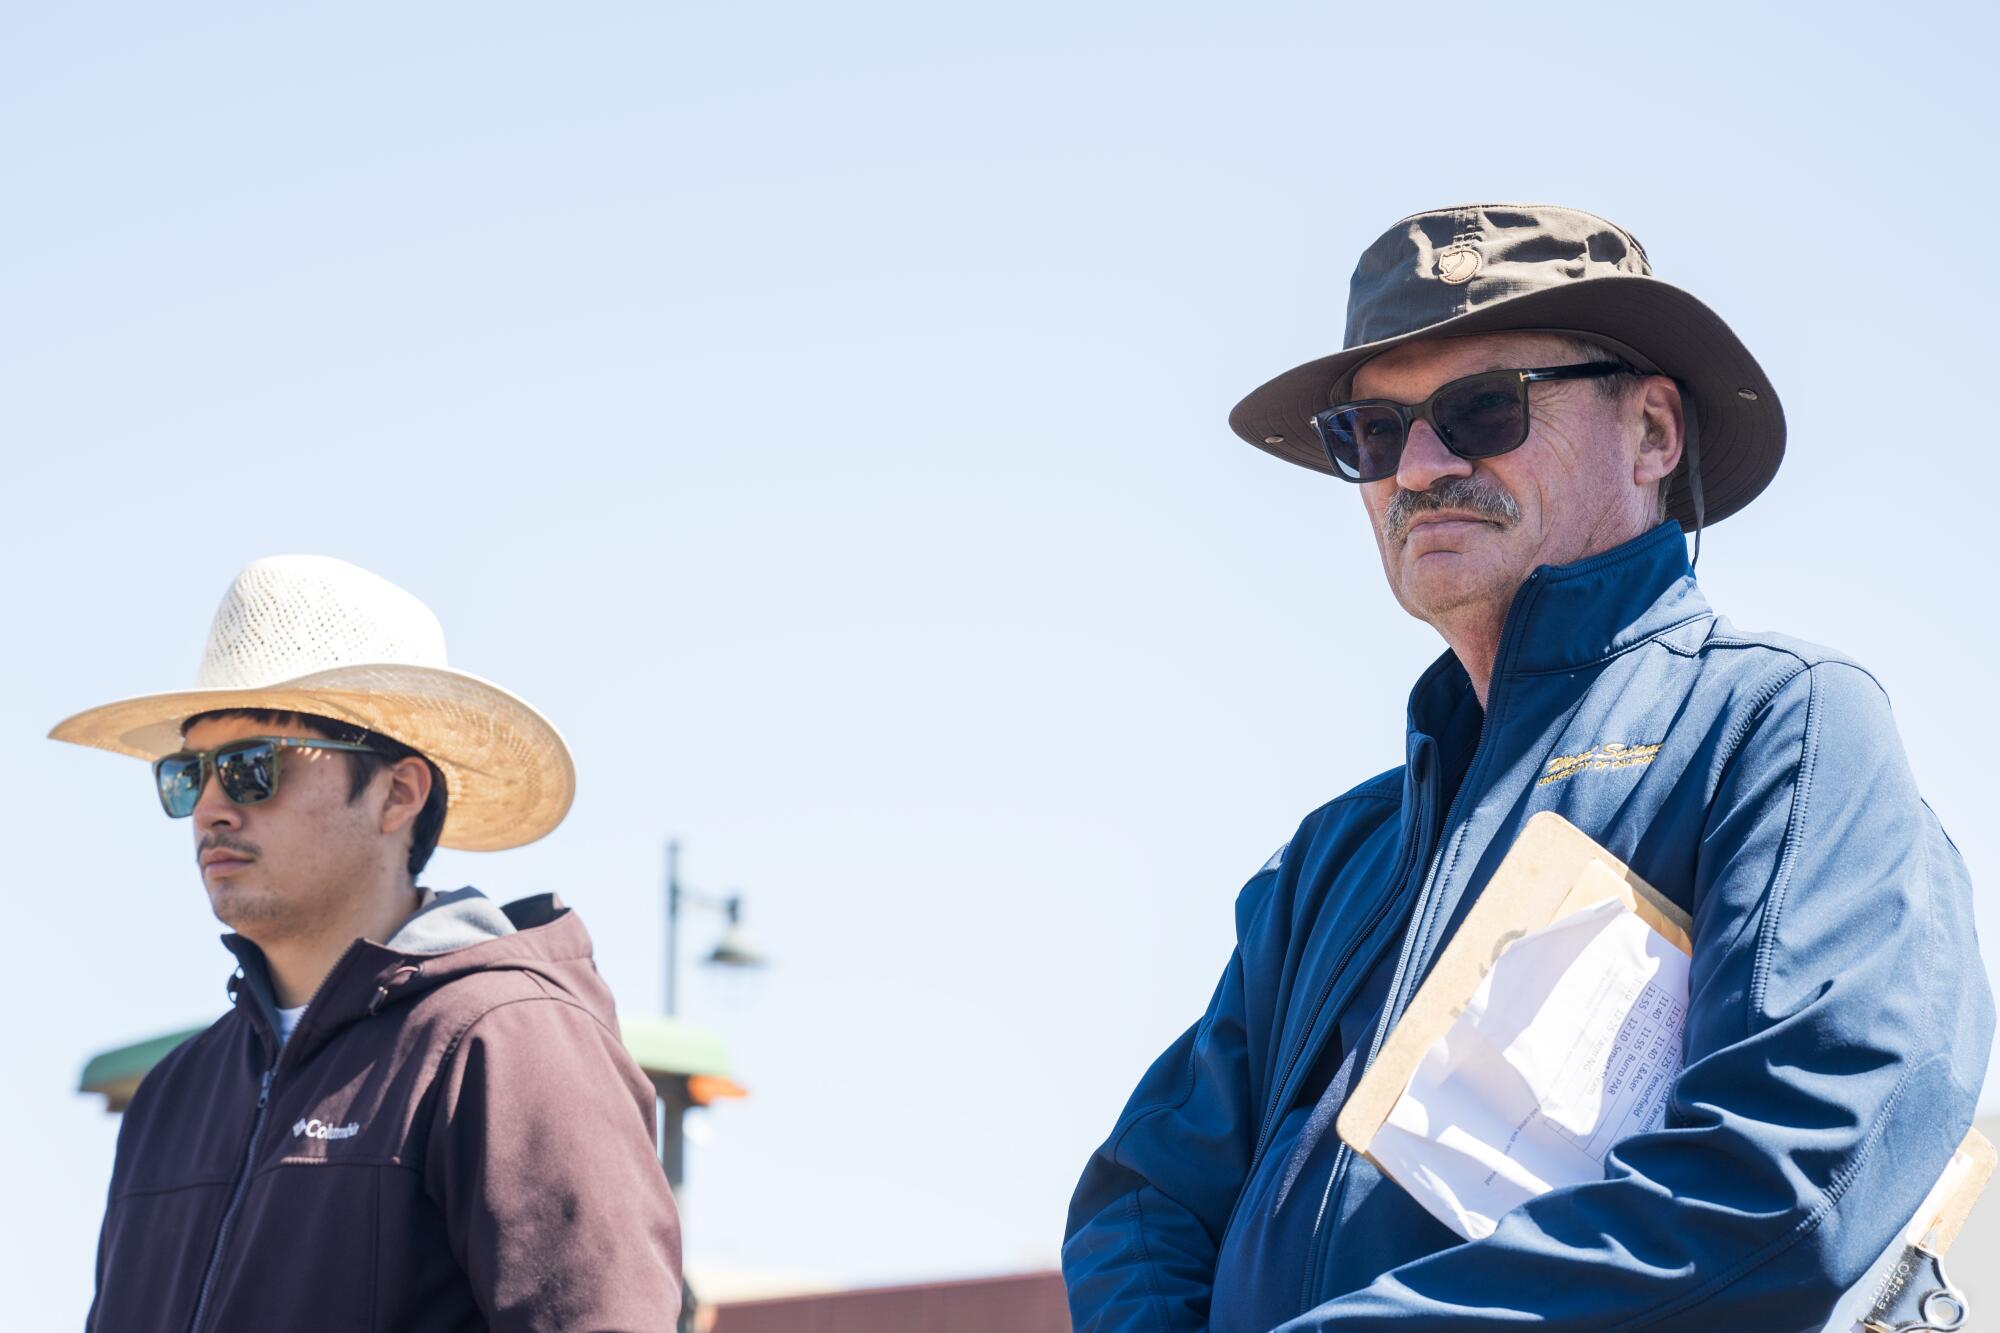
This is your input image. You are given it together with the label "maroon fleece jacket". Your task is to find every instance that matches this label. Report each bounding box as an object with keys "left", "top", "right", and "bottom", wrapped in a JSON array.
[{"left": 87, "top": 893, "right": 683, "bottom": 1332}]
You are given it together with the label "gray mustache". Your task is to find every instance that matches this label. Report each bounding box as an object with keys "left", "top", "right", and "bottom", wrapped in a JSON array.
[{"left": 1384, "top": 478, "right": 1520, "bottom": 544}]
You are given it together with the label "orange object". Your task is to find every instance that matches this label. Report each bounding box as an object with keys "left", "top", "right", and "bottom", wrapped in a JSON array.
[{"left": 687, "top": 1075, "right": 748, "bottom": 1105}]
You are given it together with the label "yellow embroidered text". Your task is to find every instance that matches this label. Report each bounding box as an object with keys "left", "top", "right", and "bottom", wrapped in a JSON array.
[{"left": 1537, "top": 742, "right": 1663, "bottom": 786}]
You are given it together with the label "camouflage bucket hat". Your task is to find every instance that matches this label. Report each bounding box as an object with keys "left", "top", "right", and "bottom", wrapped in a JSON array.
[{"left": 1227, "top": 203, "right": 1785, "bottom": 529}]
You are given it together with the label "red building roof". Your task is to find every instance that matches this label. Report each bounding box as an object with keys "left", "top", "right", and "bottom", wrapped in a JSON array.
[{"left": 708, "top": 1269, "right": 1069, "bottom": 1333}]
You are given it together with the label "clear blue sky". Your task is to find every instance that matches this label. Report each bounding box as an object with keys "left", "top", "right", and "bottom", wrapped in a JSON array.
[{"left": 5, "top": 1, "right": 1997, "bottom": 1320}]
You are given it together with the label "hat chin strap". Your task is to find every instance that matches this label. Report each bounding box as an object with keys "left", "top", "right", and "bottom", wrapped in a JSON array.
[{"left": 1685, "top": 419, "right": 1704, "bottom": 571}]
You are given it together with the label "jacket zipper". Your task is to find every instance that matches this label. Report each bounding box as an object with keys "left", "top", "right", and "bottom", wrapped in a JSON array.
[
  {"left": 1296, "top": 763, "right": 1478, "bottom": 1311},
  {"left": 1295, "top": 820, "right": 1459, "bottom": 1309},
  {"left": 1240, "top": 764, "right": 1432, "bottom": 1176},
  {"left": 1295, "top": 570, "right": 1543, "bottom": 1313},
  {"left": 186, "top": 1065, "right": 274, "bottom": 1333}
]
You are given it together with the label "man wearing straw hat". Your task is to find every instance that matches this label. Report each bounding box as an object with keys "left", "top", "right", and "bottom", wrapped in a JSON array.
[
  {"left": 1064, "top": 205, "right": 1993, "bottom": 1328},
  {"left": 55, "top": 555, "right": 682, "bottom": 1332}
]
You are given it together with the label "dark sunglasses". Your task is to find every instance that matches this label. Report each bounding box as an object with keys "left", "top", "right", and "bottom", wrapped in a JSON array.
[
  {"left": 1312, "top": 361, "right": 1633, "bottom": 483},
  {"left": 153, "top": 736, "right": 382, "bottom": 819}
]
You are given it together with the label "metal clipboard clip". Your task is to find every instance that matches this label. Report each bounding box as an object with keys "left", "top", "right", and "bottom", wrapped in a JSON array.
[
  {"left": 1823, "top": 1132, "right": 1995, "bottom": 1333},
  {"left": 1859, "top": 1237, "right": 1966, "bottom": 1333}
]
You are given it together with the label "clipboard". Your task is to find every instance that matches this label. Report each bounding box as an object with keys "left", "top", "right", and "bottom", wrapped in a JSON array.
[
  {"left": 1336, "top": 810, "right": 1690, "bottom": 1167},
  {"left": 1331, "top": 811, "right": 1995, "bottom": 1329}
]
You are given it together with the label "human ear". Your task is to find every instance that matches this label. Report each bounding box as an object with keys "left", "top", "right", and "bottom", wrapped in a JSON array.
[
  {"left": 379, "top": 756, "right": 432, "bottom": 837},
  {"left": 1633, "top": 376, "right": 1685, "bottom": 488}
]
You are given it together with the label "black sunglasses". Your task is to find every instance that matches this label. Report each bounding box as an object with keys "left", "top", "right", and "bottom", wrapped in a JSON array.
[
  {"left": 153, "top": 736, "right": 382, "bottom": 819},
  {"left": 1312, "top": 361, "right": 1633, "bottom": 483}
]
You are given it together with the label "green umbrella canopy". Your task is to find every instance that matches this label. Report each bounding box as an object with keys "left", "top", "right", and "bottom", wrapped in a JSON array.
[{"left": 80, "top": 1013, "right": 736, "bottom": 1112}]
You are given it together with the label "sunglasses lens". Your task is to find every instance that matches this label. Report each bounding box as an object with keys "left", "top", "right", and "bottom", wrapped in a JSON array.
[
  {"left": 155, "top": 754, "right": 204, "bottom": 818},
  {"left": 214, "top": 741, "right": 281, "bottom": 806},
  {"left": 1315, "top": 405, "right": 1405, "bottom": 482},
  {"left": 1432, "top": 376, "right": 1529, "bottom": 458}
]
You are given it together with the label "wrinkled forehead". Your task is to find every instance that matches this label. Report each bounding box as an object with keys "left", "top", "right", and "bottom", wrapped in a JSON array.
[{"left": 1348, "top": 331, "right": 1586, "bottom": 401}]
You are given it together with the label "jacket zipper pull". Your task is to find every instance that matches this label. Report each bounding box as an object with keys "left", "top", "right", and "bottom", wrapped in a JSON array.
[
  {"left": 368, "top": 963, "right": 423, "bottom": 1015},
  {"left": 257, "top": 1068, "right": 273, "bottom": 1108}
]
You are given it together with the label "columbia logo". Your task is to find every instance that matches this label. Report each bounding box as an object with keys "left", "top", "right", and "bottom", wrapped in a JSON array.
[{"left": 292, "top": 1117, "right": 361, "bottom": 1141}]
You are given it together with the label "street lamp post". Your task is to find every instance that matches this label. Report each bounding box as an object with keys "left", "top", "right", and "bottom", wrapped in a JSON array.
[
  {"left": 664, "top": 839, "right": 767, "bottom": 1017},
  {"left": 666, "top": 840, "right": 682, "bottom": 1018},
  {"left": 656, "top": 839, "right": 764, "bottom": 1333}
]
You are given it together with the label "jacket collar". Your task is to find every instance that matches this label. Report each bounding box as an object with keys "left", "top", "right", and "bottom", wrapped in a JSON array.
[
  {"left": 1497, "top": 520, "right": 1706, "bottom": 677},
  {"left": 222, "top": 890, "right": 578, "bottom": 1066},
  {"left": 1406, "top": 521, "right": 1708, "bottom": 741}
]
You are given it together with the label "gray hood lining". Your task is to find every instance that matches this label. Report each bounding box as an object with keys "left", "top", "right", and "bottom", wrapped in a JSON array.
[{"left": 382, "top": 886, "right": 518, "bottom": 956}]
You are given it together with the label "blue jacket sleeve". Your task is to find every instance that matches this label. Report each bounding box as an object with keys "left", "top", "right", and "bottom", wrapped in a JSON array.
[
  {"left": 1063, "top": 939, "right": 1258, "bottom": 1332},
  {"left": 1280, "top": 662, "right": 1994, "bottom": 1331}
]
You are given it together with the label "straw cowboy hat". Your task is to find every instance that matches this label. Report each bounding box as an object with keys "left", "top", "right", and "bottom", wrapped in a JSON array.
[
  {"left": 1228, "top": 202, "right": 1786, "bottom": 529},
  {"left": 49, "top": 555, "right": 575, "bottom": 851}
]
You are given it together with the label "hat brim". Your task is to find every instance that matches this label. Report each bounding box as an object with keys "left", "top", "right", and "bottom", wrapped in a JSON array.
[
  {"left": 1227, "top": 275, "right": 1785, "bottom": 529},
  {"left": 47, "top": 664, "right": 575, "bottom": 853}
]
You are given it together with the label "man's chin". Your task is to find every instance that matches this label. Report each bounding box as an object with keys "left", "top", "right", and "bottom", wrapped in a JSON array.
[
  {"left": 205, "top": 879, "right": 285, "bottom": 933},
  {"left": 1395, "top": 550, "right": 1519, "bottom": 620}
]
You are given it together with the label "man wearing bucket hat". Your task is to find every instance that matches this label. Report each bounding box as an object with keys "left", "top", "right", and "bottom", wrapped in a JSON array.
[
  {"left": 56, "top": 556, "right": 683, "bottom": 1332},
  {"left": 1064, "top": 205, "right": 1992, "bottom": 1329}
]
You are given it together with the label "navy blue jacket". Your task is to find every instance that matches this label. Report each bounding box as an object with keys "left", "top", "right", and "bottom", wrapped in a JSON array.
[{"left": 1063, "top": 523, "right": 1993, "bottom": 1330}]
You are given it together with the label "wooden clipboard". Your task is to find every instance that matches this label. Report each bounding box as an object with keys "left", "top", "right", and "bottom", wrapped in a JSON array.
[
  {"left": 1336, "top": 811, "right": 1691, "bottom": 1164},
  {"left": 1331, "top": 811, "right": 1995, "bottom": 1323}
]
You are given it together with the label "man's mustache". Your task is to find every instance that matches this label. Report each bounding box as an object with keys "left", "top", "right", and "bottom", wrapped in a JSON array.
[
  {"left": 1384, "top": 477, "right": 1521, "bottom": 544},
  {"left": 198, "top": 833, "right": 261, "bottom": 860}
]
